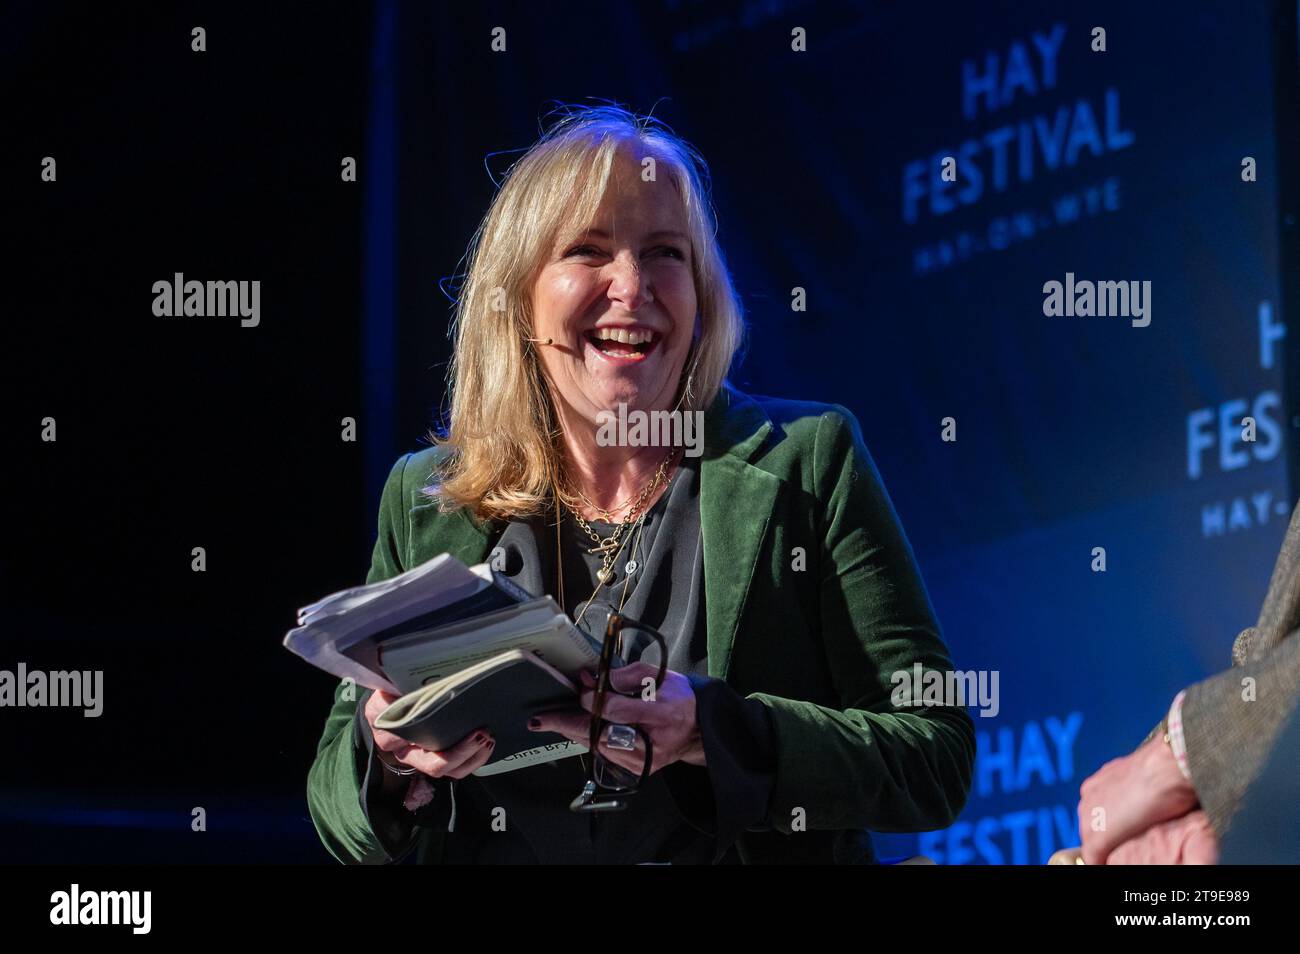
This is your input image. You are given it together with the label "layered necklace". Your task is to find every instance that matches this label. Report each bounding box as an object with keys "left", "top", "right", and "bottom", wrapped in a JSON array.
[{"left": 554, "top": 448, "right": 678, "bottom": 632}]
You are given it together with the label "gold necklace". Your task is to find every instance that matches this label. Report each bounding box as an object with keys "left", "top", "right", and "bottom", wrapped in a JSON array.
[
  {"left": 574, "top": 487, "right": 636, "bottom": 523},
  {"left": 556, "top": 507, "right": 648, "bottom": 781},
  {"left": 554, "top": 449, "right": 676, "bottom": 630},
  {"left": 565, "top": 450, "right": 675, "bottom": 582},
  {"left": 555, "top": 496, "right": 646, "bottom": 633}
]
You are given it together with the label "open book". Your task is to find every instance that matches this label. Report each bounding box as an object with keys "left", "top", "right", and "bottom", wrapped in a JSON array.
[{"left": 285, "top": 554, "right": 598, "bottom": 774}]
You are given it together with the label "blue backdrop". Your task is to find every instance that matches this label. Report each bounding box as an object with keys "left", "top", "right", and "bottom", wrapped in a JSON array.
[{"left": 371, "top": 0, "right": 1299, "bottom": 863}]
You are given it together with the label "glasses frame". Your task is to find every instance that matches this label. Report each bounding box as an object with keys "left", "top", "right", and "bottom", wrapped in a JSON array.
[{"left": 569, "top": 610, "right": 669, "bottom": 812}]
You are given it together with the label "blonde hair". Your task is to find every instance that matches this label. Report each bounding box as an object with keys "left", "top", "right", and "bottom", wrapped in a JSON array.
[{"left": 427, "top": 104, "right": 745, "bottom": 521}]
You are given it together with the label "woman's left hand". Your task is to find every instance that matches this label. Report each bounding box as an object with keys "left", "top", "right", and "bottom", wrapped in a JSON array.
[{"left": 528, "top": 662, "right": 707, "bottom": 774}]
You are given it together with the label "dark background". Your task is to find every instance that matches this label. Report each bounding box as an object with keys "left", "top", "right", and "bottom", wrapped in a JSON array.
[{"left": 3, "top": 0, "right": 1298, "bottom": 863}]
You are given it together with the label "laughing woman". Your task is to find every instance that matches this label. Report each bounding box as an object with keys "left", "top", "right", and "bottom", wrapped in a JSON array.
[{"left": 306, "top": 106, "right": 974, "bottom": 865}]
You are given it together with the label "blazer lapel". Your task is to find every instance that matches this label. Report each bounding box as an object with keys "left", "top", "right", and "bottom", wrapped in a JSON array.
[
  {"left": 407, "top": 498, "right": 495, "bottom": 569},
  {"left": 699, "top": 386, "right": 783, "bottom": 681}
]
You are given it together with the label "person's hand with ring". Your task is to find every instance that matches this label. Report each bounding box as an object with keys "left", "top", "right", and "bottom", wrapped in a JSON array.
[
  {"left": 1077, "top": 733, "right": 1199, "bottom": 865},
  {"left": 528, "top": 662, "right": 706, "bottom": 774}
]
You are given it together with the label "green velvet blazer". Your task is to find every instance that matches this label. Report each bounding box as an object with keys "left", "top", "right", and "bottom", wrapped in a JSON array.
[{"left": 307, "top": 385, "right": 975, "bottom": 864}]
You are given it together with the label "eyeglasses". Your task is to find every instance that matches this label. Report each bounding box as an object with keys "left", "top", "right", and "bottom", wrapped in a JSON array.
[{"left": 569, "top": 608, "right": 668, "bottom": 812}]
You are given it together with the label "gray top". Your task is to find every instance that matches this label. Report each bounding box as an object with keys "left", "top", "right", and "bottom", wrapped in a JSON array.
[
  {"left": 502, "top": 453, "right": 709, "bottom": 678},
  {"left": 448, "top": 455, "right": 713, "bottom": 863},
  {"left": 357, "top": 454, "right": 777, "bottom": 863}
]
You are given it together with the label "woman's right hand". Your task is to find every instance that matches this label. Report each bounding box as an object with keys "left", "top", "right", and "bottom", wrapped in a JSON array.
[{"left": 364, "top": 689, "right": 496, "bottom": 779}]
